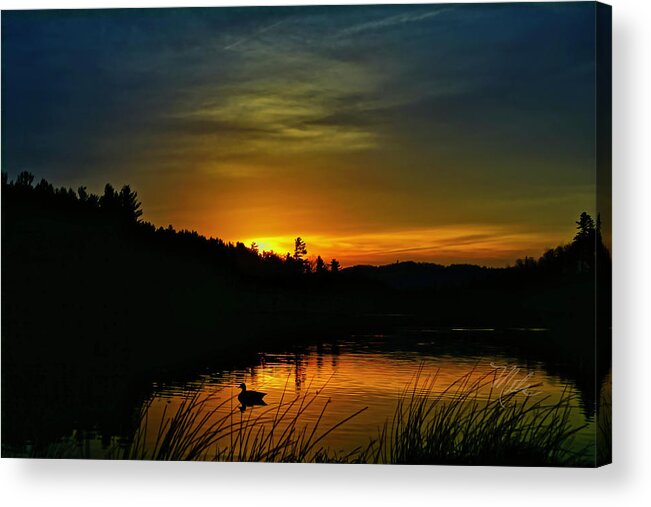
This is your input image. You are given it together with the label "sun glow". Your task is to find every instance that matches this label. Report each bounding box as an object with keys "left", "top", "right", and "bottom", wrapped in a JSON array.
[
  {"left": 238, "top": 224, "right": 569, "bottom": 268},
  {"left": 244, "top": 237, "right": 295, "bottom": 256}
]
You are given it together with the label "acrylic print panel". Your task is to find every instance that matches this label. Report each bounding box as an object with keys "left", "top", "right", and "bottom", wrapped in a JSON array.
[{"left": 1, "top": 2, "right": 611, "bottom": 466}]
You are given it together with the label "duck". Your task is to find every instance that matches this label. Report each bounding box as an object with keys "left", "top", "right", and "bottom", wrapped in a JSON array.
[{"left": 237, "top": 383, "right": 267, "bottom": 407}]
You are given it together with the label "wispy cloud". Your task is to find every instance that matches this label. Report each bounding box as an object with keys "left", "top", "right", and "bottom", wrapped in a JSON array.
[
  {"left": 170, "top": 25, "right": 386, "bottom": 158},
  {"left": 223, "top": 19, "right": 285, "bottom": 51},
  {"left": 336, "top": 7, "right": 451, "bottom": 37}
]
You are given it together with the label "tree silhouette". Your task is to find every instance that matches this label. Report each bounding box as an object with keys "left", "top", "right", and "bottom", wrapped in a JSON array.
[
  {"left": 315, "top": 256, "right": 328, "bottom": 274},
  {"left": 77, "top": 186, "right": 89, "bottom": 203},
  {"left": 15, "top": 171, "right": 34, "bottom": 188},
  {"left": 118, "top": 185, "right": 143, "bottom": 222},
  {"left": 35, "top": 178, "right": 54, "bottom": 195},
  {"left": 291, "top": 237, "right": 310, "bottom": 273},
  {"left": 574, "top": 212, "right": 595, "bottom": 242},
  {"left": 330, "top": 258, "right": 341, "bottom": 273},
  {"left": 100, "top": 183, "right": 119, "bottom": 211},
  {"left": 293, "top": 237, "right": 307, "bottom": 260},
  {"left": 514, "top": 211, "right": 610, "bottom": 277}
]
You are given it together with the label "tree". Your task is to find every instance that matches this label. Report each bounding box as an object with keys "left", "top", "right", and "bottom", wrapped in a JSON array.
[
  {"left": 118, "top": 185, "right": 143, "bottom": 222},
  {"left": 293, "top": 237, "right": 307, "bottom": 260},
  {"left": 329, "top": 258, "right": 341, "bottom": 273},
  {"left": 515, "top": 256, "right": 536, "bottom": 270},
  {"left": 291, "top": 237, "right": 311, "bottom": 273},
  {"left": 250, "top": 242, "right": 259, "bottom": 254},
  {"left": 572, "top": 212, "right": 597, "bottom": 273},
  {"left": 15, "top": 171, "right": 34, "bottom": 188},
  {"left": 574, "top": 212, "right": 595, "bottom": 242},
  {"left": 35, "top": 178, "right": 54, "bottom": 195},
  {"left": 100, "top": 183, "right": 118, "bottom": 210},
  {"left": 315, "top": 255, "right": 328, "bottom": 274}
]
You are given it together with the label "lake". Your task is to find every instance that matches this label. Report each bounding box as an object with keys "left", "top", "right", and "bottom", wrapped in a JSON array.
[
  {"left": 7, "top": 326, "right": 607, "bottom": 463},
  {"left": 86, "top": 327, "right": 603, "bottom": 462}
]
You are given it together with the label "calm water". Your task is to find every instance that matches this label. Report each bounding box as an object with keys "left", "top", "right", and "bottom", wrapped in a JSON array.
[
  {"left": 114, "top": 329, "right": 602, "bottom": 461},
  {"left": 27, "top": 328, "right": 607, "bottom": 461}
]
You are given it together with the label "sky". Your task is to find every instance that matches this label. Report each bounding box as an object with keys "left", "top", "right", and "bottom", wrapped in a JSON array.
[{"left": 2, "top": 3, "right": 603, "bottom": 267}]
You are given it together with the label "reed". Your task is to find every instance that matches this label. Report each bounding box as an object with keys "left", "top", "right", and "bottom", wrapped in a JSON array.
[
  {"left": 27, "top": 367, "right": 589, "bottom": 465},
  {"left": 109, "top": 375, "right": 367, "bottom": 462},
  {"left": 362, "top": 366, "right": 589, "bottom": 466}
]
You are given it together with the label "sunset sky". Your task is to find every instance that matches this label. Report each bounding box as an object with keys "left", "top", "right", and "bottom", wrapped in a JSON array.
[{"left": 2, "top": 3, "right": 602, "bottom": 266}]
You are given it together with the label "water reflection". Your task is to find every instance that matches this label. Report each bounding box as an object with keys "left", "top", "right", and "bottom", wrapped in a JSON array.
[
  {"left": 133, "top": 333, "right": 597, "bottom": 459},
  {"left": 2, "top": 328, "right": 606, "bottom": 462}
]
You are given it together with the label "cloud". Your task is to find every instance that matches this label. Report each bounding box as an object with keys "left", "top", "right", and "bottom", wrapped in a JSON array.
[
  {"left": 168, "top": 34, "right": 385, "bottom": 156},
  {"left": 335, "top": 7, "right": 452, "bottom": 38},
  {"left": 223, "top": 19, "right": 285, "bottom": 51}
]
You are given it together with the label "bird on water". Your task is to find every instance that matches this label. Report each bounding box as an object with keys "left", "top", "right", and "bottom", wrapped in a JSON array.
[{"left": 237, "top": 383, "right": 267, "bottom": 407}]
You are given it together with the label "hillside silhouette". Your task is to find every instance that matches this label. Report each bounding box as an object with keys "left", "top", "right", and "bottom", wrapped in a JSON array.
[{"left": 1, "top": 172, "right": 611, "bottom": 454}]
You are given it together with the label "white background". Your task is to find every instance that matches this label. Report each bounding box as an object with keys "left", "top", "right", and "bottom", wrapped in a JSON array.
[{"left": 1, "top": 0, "right": 649, "bottom": 505}]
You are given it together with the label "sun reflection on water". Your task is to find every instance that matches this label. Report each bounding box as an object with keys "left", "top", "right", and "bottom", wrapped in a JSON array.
[{"left": 136, "top": 335, "right": 596, "bottom": 460}]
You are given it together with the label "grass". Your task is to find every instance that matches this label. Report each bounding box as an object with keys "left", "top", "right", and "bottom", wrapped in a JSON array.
[
  {"left": 108, "top": 376, "right": 368, "bottom": 462},
  {"left": 363, "top": 367, "right": 589, "bottom": 466},
  {"left": 13, "top": 367, "right": 592, "bottom": 465}
]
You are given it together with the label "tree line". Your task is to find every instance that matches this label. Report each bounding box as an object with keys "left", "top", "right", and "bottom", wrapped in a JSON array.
[
  {"left": 3, "top": 171, "right": 609, "bottom": 283},
  {"left": 2, "top": 171, "right": 341, "bottom": 281},
  {"left": 513, "top": 211, "right": 610, "bottom": 277}
]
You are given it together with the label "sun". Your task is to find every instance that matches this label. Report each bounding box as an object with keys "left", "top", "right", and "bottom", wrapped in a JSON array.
[{"left": 245, "top": 237, "right": 292, "bottom": 255}]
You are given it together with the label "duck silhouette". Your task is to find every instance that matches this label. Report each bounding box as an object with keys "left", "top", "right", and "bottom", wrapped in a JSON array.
[{"left": 237, "top": 383, "right": 267, "bottom": 408}]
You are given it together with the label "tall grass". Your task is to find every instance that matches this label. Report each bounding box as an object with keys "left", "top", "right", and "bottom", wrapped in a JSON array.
[
  {"left": 22, "top": 368, "right": 590, "bottom": 465},
  {"left": 364, "top": 367, "right": 588, "bottom": 466},
  {"left": 109, "top": 377, "right": 367, "bottom": 462}
]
